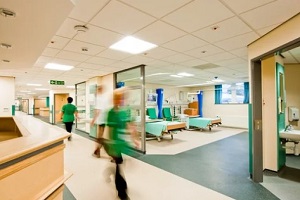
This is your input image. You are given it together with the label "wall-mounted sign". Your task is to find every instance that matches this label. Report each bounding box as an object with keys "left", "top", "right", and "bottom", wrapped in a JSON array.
[{"left": 50, "top": 80, "right": 65, "bottom": 85}]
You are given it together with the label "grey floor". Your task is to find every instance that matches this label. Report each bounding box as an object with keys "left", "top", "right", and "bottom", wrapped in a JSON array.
[{"left": 33, "top": 115, "right": 300, "bottom": 200}]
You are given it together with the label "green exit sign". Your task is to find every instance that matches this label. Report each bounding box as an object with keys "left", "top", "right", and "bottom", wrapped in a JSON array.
[{"left": 50, "top": 80, "right": 65, "bottom": 85}]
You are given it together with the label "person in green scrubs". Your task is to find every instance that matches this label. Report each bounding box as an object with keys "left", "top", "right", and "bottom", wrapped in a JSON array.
[
  {"left": 60, "top": 97, "right": 79, "bottom": 141},
  {"left": 103, "top": 88, "right": 138, "bottom": 200}
]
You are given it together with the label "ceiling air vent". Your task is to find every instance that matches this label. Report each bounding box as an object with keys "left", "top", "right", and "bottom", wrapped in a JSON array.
[{"left": 193, "top": 63, "right": 220, "bottom": 70}]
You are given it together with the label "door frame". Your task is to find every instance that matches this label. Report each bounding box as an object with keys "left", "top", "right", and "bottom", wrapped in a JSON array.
[{"left": 250, "top": 39, "right": 300, "bottom": 182}]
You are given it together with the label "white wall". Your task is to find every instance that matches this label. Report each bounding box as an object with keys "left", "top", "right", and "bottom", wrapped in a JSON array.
[
  {"left": 0, "top": 76, "right": 15, "bottom": 116},
  {"left": 196, "top": 86, "right": 248, "bottom": 128},
  {"left": 145, "top": 83, "right": 249, "bottom": 128}
]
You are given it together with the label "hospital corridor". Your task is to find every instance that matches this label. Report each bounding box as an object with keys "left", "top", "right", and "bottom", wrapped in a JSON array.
[
  {"left": 10, "top": 111, "right": 299, "bottom": 200},
  {"left": 1, "top": 1, "right": 300, "bottom": 199}
]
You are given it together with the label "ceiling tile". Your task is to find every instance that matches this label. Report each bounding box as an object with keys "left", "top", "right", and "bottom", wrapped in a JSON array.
[
  {"left": 74, "top": 25, "right": 123, "bottom": 47},
  {"left": 214, "top": 32, "right": 259, "bottom": 50},
  {"left": 51, "top": 58, "right": 80, "bottom": 66},
  {"left": 161, "top": 53, "right": 195, "bottom": 63},
  {"left": 123, "top": 55, "right": 154, "bottom": 65},
  {"left": 48, "top": 36, "right": 70, "bottom": 49},
  {"left": 144, "top": 47, "right": 177, "bottom": 59},
  {"left": 162, "top": 34, "right": 207, "bottom": 52},
  {"left": 256, "top": 23, "right": 280, "bottom": 36},
  {"left": 77, "top": 62, "right": 103, "bottom": 70},
  {"left": 185, "top": 44, "right": 224, "bottom": 58},
  {"left": 97, "top": 49, "right": 131, "bottom": 60},
  {"left": 119, "top": 0, "right": 193, "bottom": 18},
  {"left": 282, "top": 52, "right": 298, "bottom": 64},
  {"left": 56, "top": 50, "right": 91, "bottom": 62},
  {"left": 230, "top": 47, "right": 248, "bottom": 57},
  {"left": 85, "top": 56, "right": 117, "bottom": 66},
  {"left": 179, "top": 59, "right": 208, "bottom": 67},
  {"left": 215, "top": 58, "right": 247, "bottom": 67},
  {"left": 55, "top": 18, "right": 82, "bottom": 38},
  {"left": 222, "top": 0, "right": 275, "bottom": 14},
  {"left": 68, "top": 0, "right": 109, "bottom": 22},
  {"left": 240, "top": 0, "right": 300, "bottom": 29},
  {"left": 201, "top": 52, "right": 237, "bottom": 63},
  {"left": 134, "top": 20, "right": 186, "bottom": 45},
  {"left": 63, "top": 40, "right": 106, "bottom": 55},
  {"left": 42, "top": 48, "right": 60, "bottom": 57},
  {"left": 193, "top": 17, "right": 253, "bottom": 43},
  {"left": 90, "top": 0, "right": 156, "bottom": 35},
  {"left": 162, "top": 0, "right": 234, "bottom": 32}
]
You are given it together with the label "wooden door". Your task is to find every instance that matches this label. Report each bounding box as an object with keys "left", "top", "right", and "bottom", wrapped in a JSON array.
[{"left": 54, "top": 94, "right": 68, "bottom": 124}]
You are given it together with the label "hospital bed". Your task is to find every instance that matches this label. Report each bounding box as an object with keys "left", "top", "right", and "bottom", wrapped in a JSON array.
[
  {"left": 145, "top": 120, "right": 186, "bottom": 141},
  {"left": 187, "top": 116, "right": 222, "bottom": 131}
]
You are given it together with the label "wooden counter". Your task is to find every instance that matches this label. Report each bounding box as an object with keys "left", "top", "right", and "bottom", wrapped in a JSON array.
[{"left": 0, "top": 115, "right": 71, "bottom": 199}]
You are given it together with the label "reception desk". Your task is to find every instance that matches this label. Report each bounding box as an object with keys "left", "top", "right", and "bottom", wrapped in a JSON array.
[{"left": 0, "top": 116, "right": 71, "bottom": 199}]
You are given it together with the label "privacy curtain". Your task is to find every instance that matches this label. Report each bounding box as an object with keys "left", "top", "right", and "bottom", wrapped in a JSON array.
[
  {"left": 215, "top": 85, "right": 222, "bottom": 104},
  {"left": 243, "top": 82, "right": 249, "bottom": 104}
]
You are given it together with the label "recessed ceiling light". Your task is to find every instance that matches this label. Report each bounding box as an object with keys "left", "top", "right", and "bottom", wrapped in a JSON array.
[
  {"left": 27, "top": 83, "right": 42, "bottom": 86},
  {"left": 35, "top": 88, "right": 49, "bottom": 91},
  {"left": 178, "top": 72, "right": 194, "bottom": 77},
  {"left": 170, "top": 75, "right": 183, "bottom": 78},
  {"left": 45, "top": 63, "right": 74, "bottom": 71},
  {"left": 109, "top": 36, "right": 157, "bottom": 54},
  {"left": 0, "top": 8, "right": 16, "bottom": 18},
  {"left": 66, "top": 85, "right": 75, "bottom": 89}
]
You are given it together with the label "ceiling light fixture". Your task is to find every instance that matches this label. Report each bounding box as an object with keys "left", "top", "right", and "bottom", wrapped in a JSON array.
[
  {"left": 170, "top": 75, "right": 183, "bottom": 78},
  {"left": 45, "top": 63, "right": 74, "bottom": 71},
  {"left": 177, "top": 72, "right": 194, "bottom": 77},
  {"left": 0, "top": 8, "right": 16, "bottom": 18},
  {"left": 74, "top": 25, "right": 88, "bottom": 33},
  {"left": 27, "top": 83, "right": 42, "bottom": 86},
  {"left": 109, "top": 36, "right": 157, "bottom": 54}
]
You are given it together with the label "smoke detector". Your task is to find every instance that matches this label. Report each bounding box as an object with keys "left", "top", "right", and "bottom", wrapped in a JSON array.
[
  {"left": 0, "top": 43, "right": 12, "bottom": 49},
  {"left": 74, "top": 25, "right": 88, "bottom": 33},
  {"left": 0, "top": 8, "right": 16, "bottom": 18}
]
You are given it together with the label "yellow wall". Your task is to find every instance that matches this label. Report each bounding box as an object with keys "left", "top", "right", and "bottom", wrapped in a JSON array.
[{"left": 285, "top": 64, "right": 300, "bottom": 129}]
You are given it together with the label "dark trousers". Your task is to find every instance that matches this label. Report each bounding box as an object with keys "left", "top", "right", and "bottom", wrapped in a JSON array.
[
  {"left": 64, "top": 122, "right": 73, "bottom": 133},
  {"left": 102, "top": 140, "right": 128, "bottom": 199}
]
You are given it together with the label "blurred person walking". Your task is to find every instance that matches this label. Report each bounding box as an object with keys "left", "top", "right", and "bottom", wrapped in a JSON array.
[
  {"left": 103, "top": 88, "right": 137, "bottom": 200},
  {"left": 90, "top": 85, "right": 106, "bottom": 158},
  {"left": 60, "top": 97, "right": 79, "bottom": 141}
]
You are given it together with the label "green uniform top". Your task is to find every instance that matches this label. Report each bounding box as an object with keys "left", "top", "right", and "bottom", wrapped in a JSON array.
[
  {"left": 61, "top": 103, "right": 77, "bottom": 122},
  {"left": 106, "top": 106, "right": 131, "bottom": 155}
]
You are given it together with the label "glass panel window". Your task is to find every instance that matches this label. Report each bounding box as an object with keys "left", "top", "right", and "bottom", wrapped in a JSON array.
[{"left": 221, "top": 83, "right": 244, "bottom": 104}]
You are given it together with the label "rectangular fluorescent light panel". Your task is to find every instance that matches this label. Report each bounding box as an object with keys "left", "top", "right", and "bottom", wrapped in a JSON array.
[
  {"left": 178, "top": 72, "right": 194, "bottom": 77},
  {"left": 109, "top": 36, "right": 157, "bottom": 54},
  {"left": 66, "top": 85, "right": 75, "bottom": 89},
  {"left": 27, "top": 83, "right": 42, "bottom": 86},
  {"left": 45, "top": 63, "right": 74, "bottom": 71},
  {"left": 35, "top": 88, "right": 49, "bottom": 91},
  {"left": 170, "top": 75, "right": 183, "bottom": 78}
]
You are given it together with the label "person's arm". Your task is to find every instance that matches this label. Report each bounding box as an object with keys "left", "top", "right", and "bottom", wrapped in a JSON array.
[
  {"left": 60, "top": 105, "right": 65, "bottom": 120},
  {"left": 90, "top": 109, "right": 100, "bottom": 126},
  {"left": 75, "top": 110, "right": 79, "bottom": 120}
]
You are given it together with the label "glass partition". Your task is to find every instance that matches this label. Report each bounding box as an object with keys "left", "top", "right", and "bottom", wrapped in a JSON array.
[
  {"left": 75, "top": 82, "right": 87, "bottom": 132},
  {"left": 115, "top": 65, "right": 146, "bottom": 153}
]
